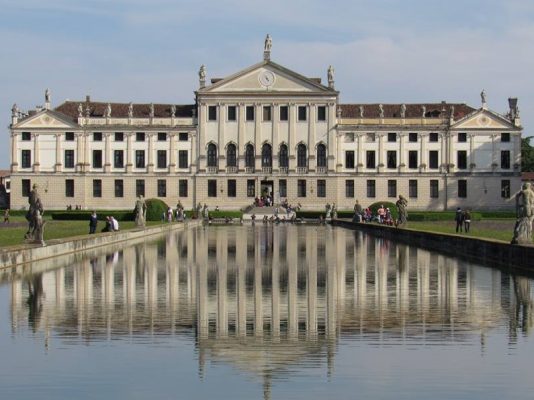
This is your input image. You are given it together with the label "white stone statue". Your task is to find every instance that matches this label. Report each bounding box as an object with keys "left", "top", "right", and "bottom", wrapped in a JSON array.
[
  {"left": 85, "top": 104, "right": 91, "bottom": 118},
  {"left": 264, "top": 34, "right": 272, "bottom": 52},
  {"left": 511, "top": 182, "right": 534, "bottom": 244},
  {"left": 105, "top": 103, "right": 111, "bottom": 118},
  {"left": 134, "top": 196, "right": 147, "bottom": 228},
  {"left": 199, "top": 65, "right": 206, "bottom": 81},
  {"left": 422, "top": 105, "right": 426, "bottom": 118},
  {"left": 400, "top": 103, "right": 406, "bottom": 118},
  {"left": 45, "top": 88, "right": 51, "bottom": 103},
  {"left": 328, "top": 65, "right": 334, "bottom": 86},
  {"left": 149, "top": 103, "right": 155, "bottom": 118},
  {"left": 379, "top": 104, "right": 384, "bottom": 118},
  {"left": 171, "top": 104, "right": 176, "bottom": 117},
  {"left": 128, "top": 102, "right": 134, "bottom": 118},
  {"left": 481, "top": 89, "right": 487, "bottom": 105},
  {"left": 77, "top": 103, "right": 83, "bottom": 118},
  {"left": 359, "top": 105, "right": 364, "bottom": 118},
  {"left": 12, "top": 103, "right": 18, "bottom": 117}
]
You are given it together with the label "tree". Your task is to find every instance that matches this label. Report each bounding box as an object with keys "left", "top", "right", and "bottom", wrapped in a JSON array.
[{"left": 522, "top": 137, "right": 534, "bottom": 172}]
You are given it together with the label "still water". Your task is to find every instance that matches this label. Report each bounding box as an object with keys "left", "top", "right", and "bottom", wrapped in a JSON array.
[{"left": 1, "top": 225, "right": 533, "bottom": 400}]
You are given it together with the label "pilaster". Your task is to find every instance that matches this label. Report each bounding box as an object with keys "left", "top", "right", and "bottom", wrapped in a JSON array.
[
  {"left": 104, "top": 133, "right": 111, "bottom": 173},
  {"left": 126, "top": 132, "right": 133, "bottom": 173},
  {"left": 419, "top": 133, "right": 427, "bottom": 172},
  {"left": 169, "top": 132, "right": 177, "bottom": 173},
  {"left": 10, "top": 132, "right": 18, "bottom": 172},
  {"left": 147, "top": 132, "right": 155, "bottom": 173},
  {"left": 32, "top": 133, "right": 40, "bottom": 172},
  {"left": 398, "top": 133, "right": 406, "bottom": 173},
  {"left": 55, "top": 133, "right": 62, "bottom": 172}
]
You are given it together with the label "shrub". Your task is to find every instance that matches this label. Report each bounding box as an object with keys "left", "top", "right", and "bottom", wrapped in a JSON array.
[
  {"left": 296, "top": 210, "right": 354, "bottom": 219},
  {"left": 479, "top": 211, "right": 515, "bottom": 219},
  {"left": 145, "top": 198, "right": 169, "bottom": 221},
  {"left": 367, "top": 201, "right": 398, "bottom": 220},
  {"left": 408, "top": 211, "right": 481, "bottom": 221},
  {"left": 51, "top": 211, "right": 134, "bottom": 221},
  {"left": 208, "top": 210, "right": 243, "bottom": 219}
]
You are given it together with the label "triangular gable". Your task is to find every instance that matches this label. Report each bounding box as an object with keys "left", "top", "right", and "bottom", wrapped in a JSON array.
[
  {"left": 452, "top": 108, "right": 516, "bottom": 130},
  {"left": 200, "top": 60, "right": 336, "bottom": 94},
  {"left": 14, "top": 109, "right": 79, "bottom": 129}
]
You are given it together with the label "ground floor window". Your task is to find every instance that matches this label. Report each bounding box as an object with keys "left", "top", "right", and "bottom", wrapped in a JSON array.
[
  {"left": 157, "top": 179, "right": 167, "bottom": 197},
  {"left": 430, "top": 180, "right": 439, "bottom": 198},
  {"left": 279, "top": 179, "right": 287, "bottom": 198},
  {"left": 501, "top": 180, "right": 510, "bottom": 198},
  {"left": 367, "top": 180, "right": 375, "bottom": 198},
  {"left": 22, "top": 179, "right": 31, "bottom": 197},
  {"left": 208, "top": 179, "right": 217, "bottom": 197},
  {"left": 246, "top": 179, "right": 255, "bottom": 197},
  {"left": 93, "top": 179, "right": 102, "bottom": 198},
  {"left": 388, "top": 180, "right": 397, "bottom": 198},
  {"left": 65, "top": 179, "right": 74, "bottom": 198},
  {"left": 317, "top": 179, "right": 326, "bottom": 198},
  {"left": 297, "top": 180, "right": 306, "bottom": 197},
  {"left": 228, "top": 179, "right": 236, "bottom": 197},
  {"left": 136, "top": 179, "right": 145, "bottom": 197},
  {"left": 409, "top": 180, "right": 418, "bottom": 198},
  {"left": 179, "top": 180, "right": 188, "bottom": 197},
  {"left": 458, "top": 180, "right": 467, "bottom": 198},
  {"left": 115, "top": 179, "right": 124, "bottom": 198},
  {"left": 345, "top": 180, "right": 354, "bottom": 198}
]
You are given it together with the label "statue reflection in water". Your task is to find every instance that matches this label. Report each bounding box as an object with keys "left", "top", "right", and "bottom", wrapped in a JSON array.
[{"left": 26, "top": 273, "right": 44, "bottom": 333}]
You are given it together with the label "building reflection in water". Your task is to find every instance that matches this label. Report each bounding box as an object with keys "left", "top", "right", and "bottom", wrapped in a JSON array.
[{"left": 5, "top": 225, "right": 534, "bottom": 398}]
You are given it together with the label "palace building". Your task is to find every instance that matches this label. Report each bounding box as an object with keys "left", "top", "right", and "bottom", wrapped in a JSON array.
[{"left": 8, "top": 36, "right": 523, "bottom": 211}]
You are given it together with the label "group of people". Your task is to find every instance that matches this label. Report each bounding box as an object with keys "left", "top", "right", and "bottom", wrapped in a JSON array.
[
  {"left": 250, "top": 213, "right": 296, "bottom": 224},
  {"left": 350, "top": 196, "right": 408, "bottom": 227},
  {"left": 163, "top": 201, "right": 187, "bottom": 222},
  {"left": 254, "top": 195, "right": 273, "bottom": 207},
  {"left": 454, "top": 207, "right": 472, "bottom": 233},
  {"left": 89, "top": 211, "right": 119, "bottom": 234}
]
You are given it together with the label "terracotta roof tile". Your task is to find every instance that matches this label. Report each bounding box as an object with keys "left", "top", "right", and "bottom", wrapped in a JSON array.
[
  {"left": 339, "top": 103, "right": 475, "bottom": 120},
  {"left": 522, "top": 172, "right": 534, "bottom": 181}
]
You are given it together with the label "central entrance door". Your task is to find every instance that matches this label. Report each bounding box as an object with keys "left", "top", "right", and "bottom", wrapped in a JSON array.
[{"left": 260, "top": 180, "right": 274, "bottom": 201}]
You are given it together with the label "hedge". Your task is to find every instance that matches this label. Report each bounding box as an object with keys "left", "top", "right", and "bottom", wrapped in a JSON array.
[
  {"left": 296, "top": 210, "right": 353, "bottom": 219},
  {"left": 408, "top": 211, "right": 482, "bottom": 221},
  {"left": 51, "top": 211, "right": 135, "bottom": 221},
  {"left": 368, "top": 201, "right": 399, "bottom": 220},
  {"left": 208, "top": 210, "right": 243, "bottom": 219}
]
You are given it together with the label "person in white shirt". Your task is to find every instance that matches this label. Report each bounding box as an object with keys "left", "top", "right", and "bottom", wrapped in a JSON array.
[{"left": 111, "top": 216, "right": 119, "bottom": 231}]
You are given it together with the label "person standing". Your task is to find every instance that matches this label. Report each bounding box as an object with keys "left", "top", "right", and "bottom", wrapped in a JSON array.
[
  {"left": 463, "top": 209, "right": 471, "bottom": 233},
  {"left": 89, "top": 211, "right": 98, "bottom": 234},
  {"left": 3, "top": 209, "right": 9, "bottom": 224},
  {"left": 455, "top": 207, "right": 464, "bottom": 233}
]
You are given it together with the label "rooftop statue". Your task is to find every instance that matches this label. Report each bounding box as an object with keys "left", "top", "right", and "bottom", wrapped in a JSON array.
[
  {"left": 128, "top": 102, "right": 134, "bottom": 118},
  {"left": 264, "top": 34, "right": 272, "bottom": 52},
  {"left": 78, "top": 103, "right": 83, "bottom": 118},
  {"left": 359, "top": 105, "right": 364, "bottom": 118},
  {"left": 171, "top": 104, "right": 176, "bottom": 117},
  {"left": 12, "top": 103, "right": 18, "bottom": 118},
  {"left": 149, "top": 103, "right": 155, "bottom": 118},
  {"left": 481, "top": 89, "right": 487, "bottom": 105},
  {"left": 45, "top": 88, "right": 51, "bottom": 103},
  {"left": 199, "top": 65, "right": 206, "bottom": 81},
  {"left": 105, "top": 103, "right": 112, "bottom": 118},
  {"left": 400, "top": 104, "right": 406, "bottom": 118},
  {"left": 379, "top": 104, "right": 384, "bottom": 118},
  {"left": 422, "top": 105, "right": 426, "bottom": 118}
]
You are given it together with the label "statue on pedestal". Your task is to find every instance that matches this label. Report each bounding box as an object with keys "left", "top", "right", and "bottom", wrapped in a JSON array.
[
  {"left": 379, "top": 104, "right": 384, "bottom": 118},
  {"left": 511, "top": 183, "right": 534, "bottom": 244},
  {"left": 25, "top": 184, "right": 45, "bottom": 245},
  {"left": 396, "top": 194, "right": 408, "bottom": 226},
  {"left": 12, "top": 103, "right": 19, "bottom": 118},
  {"left": 105, "top": 103, "right": 112, "bottom": 118},
  {"left": 171, "top": 104, "right": 176, "bottom": 118},
  {"left": 128, "top": 102, "right": 134, "bottom": 118},
  {"left": 400, "top": 103, "right": 406, "bottom": 118},
  {"left": 134, "top": 195, "right": 147, "bottom": 228},
  {"left": 77, "top": 103, "right": 83, "bottom": 118},
  {"left": 149, "top": 103, "right": 155, "bottom": 118},
  {"left": 422, "top": 105, "right": 426, "bottom": 118},
  {"left": 325, "top": 203, "right": 332, "bottom": 219},
  {"left": 359, "top": 105, "right": 364, "bottom": 118},
  {"left": 328, "top": 65, "right": 334, "bottom": 88},
  {"left": 199, "top": 65, "right": 206, "bottom": 88}
]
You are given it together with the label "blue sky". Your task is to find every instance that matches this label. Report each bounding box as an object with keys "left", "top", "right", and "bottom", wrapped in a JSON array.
[{"left": 1, "top": 0, "right": 533, "bottom": 168}]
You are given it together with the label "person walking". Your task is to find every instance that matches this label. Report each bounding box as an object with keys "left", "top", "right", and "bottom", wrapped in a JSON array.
[
  {"left": 455, "top": 207, "right": 464, "bottom": 233},
  {"left": 3, "top": 209, "right": 9, "bottom": 224},
  {"left": 463, "top": 209, "right": 471, "bottom": 233},
  {"left": 89, "top": 211, "right": 98, "bottom": 234}
]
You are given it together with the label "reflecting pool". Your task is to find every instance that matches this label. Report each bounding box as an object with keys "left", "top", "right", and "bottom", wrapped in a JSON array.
[{"left": 1, "top": 225, "right": 533, "bottom": 400}]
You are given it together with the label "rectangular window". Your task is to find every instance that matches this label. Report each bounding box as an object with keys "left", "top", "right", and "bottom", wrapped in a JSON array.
[
  {"left": 247, "top": 179, "right": 255, "bottom": 197},
  {"left": 458, "top": 132, "right": 467, "bottom": 142},
  {"left": 228, "top": 179, "right": 237, "bottom": 197},
  {"left": 387, "top": 151, "right": 397, "bottom": 168},
  {"left": 157, "top": 179, "right": 167, "bottom": 197},
  {"left": 345, "top": 151, "right": 355, "bottom": 169},
  {"left": 279, "top": 179, "right": 287, "bottom": 198},
  {"left": 179, "top": 180, "right": 188, "bottom": 197},
  {"left": 317, "top": 106, "right": 326, "bottom": 121},
  {"left": 65, "top": 132, "right": 75, "bottom": 141},
  {"left": 157, "top": 132, "right": 167, "bottom": 141},
  {"left": 345, "top": 180, "right": 354, "bottom": 198},
  {"left": 135, "top": 150, "right": 145, "bottom": 168},
  {"left": 409, "top": 180, "right": 418, "bottom": 198},
  {"left": 227, "top": 106, "right": 237, "bottom": 121},
  {"left": 157, "top": 150, "right": 167, "bottom": 169},
  {"left": 298, "top": 106, "right": 307, "bottom": 121},
  {"left": 501, "top": 150, "right": 511, "bottom": 169},
  {"left": 93, "top": 179, "right": 102, "bottom": 198},
  {"left": 297, "top": 179, "right": 306, "bottom": 197},
  {"left": 429, "top": 132, "right": 438, "bottom": 142},
  {"left": 317, "top": 180, "right": 326, "bottom": 198},
  {"left": 22, "top": 179, "right": 31, "bottom": 197},
  {"left": 458, "top": 180, "right": 467, "bottom": 198},
  {"left": 246, "top": 106, "right": 255, "bottom": 121},
  {"left": 64, "top": 149, "right": 75, "bottom": 168},
  {"left": 429, "top": 151, "right": 439, "bottom": 169},
  {"left": 409, "top": 132, "right": 418, "bottom": 142},
  {"left": 208, "top": 106, "right": 217, "bottom": 121},
  {"left": 115, "top": 132, "right": 124, "bottom": 142},
  {"left": 136, "top": 179, "right": 145, "bottom": 197},
  {"left": 263, "top": 106, "right": 272, "bottom": 121},
  {"left": 21, "top": 150, "right": 31, "bottom": 168},
  {"left": 207, "top": 179, "right": 217, "bottom": 197},
  {"left": 408, "top": 150, "right": 418, "bottom": 169},
  {"left": 178, "top": 150, "right": 188, "bottom": 169},
  {"left": 388, "top": 180, "right": 397, "bottom": 198},
  {"left": 114, "top": 150, "right": 124, "bottom": 168},
  {"left": 65, "top": 179, "right": 74, "bottom": 198},
  {"left": 114, "top": 179, "right": 124, "bottom": 197},
  {"left": 366, "top": 151, "right": 376, "bottom": 168},
  {"left": 93, "top": 132, "right": 102, "bottom": 141},
  {"left": 388, "top": 132, "right": 397, "bottom": 142},
  {"left": 367, "top": 180, "right": 376, "bottom": 198},
  {"left": 457, "top": 151, "right": 467, "bottom": 170},
  {"left": 179, "top": 132, "right": 189, "bottom": 141},
  {"left": 136, "top": 132, "right": 145, "bottom": 142},
  {"left": 501, "top": 180, "right": 511, "bottom": 199},
  {"left": 22, "top": 132, "right": 31, "bottom": 141},
  {"left": 501, "top": 133, "right": 510, "bottom": 142},
  {"left": 430, "top": 180, "right": 439, "bottom": 198},
  {"left": 279, "top": 106, "right": 288, "bottom": 121}
]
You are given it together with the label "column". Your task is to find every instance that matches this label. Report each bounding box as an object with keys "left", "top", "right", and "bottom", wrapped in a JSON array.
[
  {"left": 190, "top": 132, "right": 197, "bottom": 173},
  {"left": 420, "top": 133, "right": 427, "bottom": 170},
  {"left": 55, "top": 134, "right": 62, "bottom": 172},
  {"left": 75, "top": 132, "right": 83, "bottom": 172},
  {"left": 289, "top": 103, "right": 296, "bottom": 171},
  {"left": 439, "top": 133, "right": 446, "bottom": 172},
  {"left": 336, "top": 131, "right": 343, "bottom": 172},
  {"left": 469, "top": 134, "right": 475, "bottom": 169},
  {"left": 272, "top": 104, "right": 279, "bottom": 171},
  {"left": 126, "top": 132, "right": 133, "bottom": 172},
  {"left": 218, "top": 103, "right": 226, "bottom": 171},
  {"left": 398, "top": 133, "right": 405, "bottom": 172},
  {"left": 32, "top": 133, "right": 40, "bottom": 172},
  {"left": 198, "top": 103, "right": 206, "bottom": 171},
  {"left": 104, "top": 133, "right": 111, "bottom": 173},
  {"left": 377, "top": 133, "right": 384, "bottom": 172},
  {"left": 356, "top": 133, "right": 364, "bottom": 172},
  {"left": 168, "top": 132, "right": 176, "bottom": 172},
  {"left": 147, "top": 132, "right": 154, "bottom": 173},
  {"left": 308, "top": 103, "right": 316, "bottom": 171},
  {"left": 10, "top": 132, "right": 18, "bottom": 172},
  {"left": 327, "top": 102, "right": 336, "bottom": 171},
  {"left": 238, "top": 103, "right": 245, "bottom": 171}
]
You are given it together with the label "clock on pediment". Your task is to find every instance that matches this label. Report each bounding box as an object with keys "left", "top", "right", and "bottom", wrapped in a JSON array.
[{"left": 259, "top": 70, "right": 276, "bottom": 88}]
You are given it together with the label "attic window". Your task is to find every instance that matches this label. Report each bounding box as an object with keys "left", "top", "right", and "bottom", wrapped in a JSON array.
[
  {"left": 65, "top": 132, "right": 75, "bottom": 141},
  {"left": 22, "top": 132, "right": 31, "bottom": 141}
]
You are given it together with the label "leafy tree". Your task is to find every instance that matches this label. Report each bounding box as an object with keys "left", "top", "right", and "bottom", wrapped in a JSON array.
[{"left": 522, "top": 137, "right": 534, "bottom": 172}]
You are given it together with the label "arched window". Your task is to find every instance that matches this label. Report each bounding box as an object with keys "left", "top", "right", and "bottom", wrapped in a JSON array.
[
  {"left": 297, "top": 143, "right": 307, "bottom": 167},
  {"left": 207, "top": 143, "right": 217, "bottom": 167},
  {"left": 261, "top": 143, "right": 272, "bottom": 167},
  {"left": 245, "top": 144, "right": 255, "bottom": 168},
  {"left": 279, "top": 144, "right": 288, "bottom": 168},
  {"left": 226, "top": 143, "right": 237, "bottom": 167},
  {"left": 317, "top": 144, "right": 327, "bottom": 167}
]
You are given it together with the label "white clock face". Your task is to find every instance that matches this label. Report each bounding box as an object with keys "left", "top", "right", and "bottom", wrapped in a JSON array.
[{"left": 259, "top": 71, "right": 275, "bottom": 87}]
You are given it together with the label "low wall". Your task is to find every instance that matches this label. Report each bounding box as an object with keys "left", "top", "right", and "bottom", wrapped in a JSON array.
[
  {"left": 333, "top": 219, "right": 534, "bottom": 273},
  {"left": 0, "top": 221, "right": 200, "bottom": 269}
]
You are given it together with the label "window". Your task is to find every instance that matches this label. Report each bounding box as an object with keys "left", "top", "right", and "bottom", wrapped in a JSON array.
[
  {"left": 115, "top": 132, "right": 124, "bottom": 141},
  {"left": 262, "top": 143, "right": 272, "bottom": 167},
  {"left": 429, "top": 132, "right": 438, "bottom": 142},
  {"left": 247, "top": 180, "right": 255, "bottom": 197},
  {"left": 429, "top": 151, "right": 439, "bottom": 169},
  {"left": 179, "top": 150, "right": 188, "bottom": 169},
  {"left": 501, "top": 133, "right": 510, "bottom": 142},
  {"left": 366, "top": 151, "right": 376, "bottom": 168},
  {"left": 366, "top": 133, "right": 375, "bottom": 142},
  {"left": 387, "top": 151, "right": 397, "bottom": 168},
  {"left": 22, "top": 179, "right": 31, "bottom": 197},
  {"left": 367, "top": 180, "right": 376, "bottom": 198},
  {"left": 208, "top": 106, "right": 217, "bottom": 121},
  {"left": 135, "top": 150, "right": 145, "bottom": 168},
  {"left": 279, "top": 144, "right": 288, "bottom": 168},
  {"left": 114, "top": 150, "right": 124, "bottom": 168},
  {"left": 346, "top": 180, "right": 354, "bottom": 198},
  {"left": 245, "top": 144, "right": 255, "bottom": 168},
  {"left": 157, "top": 132, "right": 167, "bottom": 141},
  {"left": 65, "top": 132, "right": 75, "bottom": 141},
  {"left": 279, "top": 106, "right": 288, "bottom": 121},
  {"left": 317, "top": 144, "right": 327, "bottom": 167},
  {"left": 263, "top": 106, "right": 272, "bottom": 121},
  {"left": 317, "top": 106, "right": 326, "bottom": 121},
  {"left": 93, "top": 179, "right": 102, "bottom": 198},
  {"left": 408, "top": 151, "right": 418, "bottom": 169},
  {"left": 136, "top": 132, "right": 145, "bottom": 142},
  {"left": 22, "top": 132, "right": 31, "bottom": 141},
  {"left": 501, "top": 180, "right": 511, "bottom": 198},
  {"left": 457, "top": 151, "right": 467, "bottom": 169},
  {"left": 21, "top": 150, "right": 31, "bottom": 168},
  {"left": 279, "top": 179, "right": 287, "bottom": 198},
  {"left": 501, "top": 150, "right": 511, "bottom": 169},
  {"left": 458, "top": 132, "right": 467, "bottom": 142},
  {"left": 388, "top": 180, "right": 397, "bottom": 198},
  {"left": 227, "top": 106, "right": 237, "bottom": 121},
  {"left": 409, "top": 180, "right": 418, "bottom": 198},
  {"left": 409, "top": 132, "right": 418, "bottom": 142},
  {"left": 297, "top": 144, "right": 307, "bottom": 167},
  {"left": 65, "top": 179, "right": 74, "bottom": 198},
  {"left": 297, "top": 180, "right": 306, "bottom": 197},
  {"left": 345, "top": 151, "right": 355, "bottom": 169},
  {"left": 115, "top": 179, "right": 124, "bottom": 197},
  {"left": 179, "top": 132, "right": 189, "bottom": 141},
  {"left": 136, "top": 179, "right": 145, "bottom": 197},
  {"left": 458, "top": 180, "right": 467, "bottom": 198},
  {"left": 317, "top": 180, "right": 326, "bottom": 198},
  {"left": 228, "top": 180, "right": 237, "bottom": 197},
  {"left": 388, "top": 132, "right": 397, "bottom": 142},
  {"left": 93, "top": 132, "right": 102, "bottom": 141},
  {"left": 157, "top": 179, "right": 167, "bottom": 197},
  {"left": 298, "top": 106, "right": 307, "bottom": 121},
  {"left": 90, "top": 150, "right": 101, "bottom": 169},
  {"left": 207, "top": 143, "right": 217, "bottom": 167},
  {"left": 64, "top": 150, "right": 75, "bottom": 168},
  {"left": 430, "top": 180, "right": 439, "bottom": 198},
  {"left": 226, "top": 144, "right": 237, "bottom": 167},
  {"left": 179, "top": 180, "right": 188, "bottom": 197},
  {"left": 157, "top": 150, "right": 167, "bottom": 169},
  {"left": 208, "top": 179, "right": 217, "bottom": 197},
  {"left": 246, "top": 106, "right": 255, "bottom": 121}
]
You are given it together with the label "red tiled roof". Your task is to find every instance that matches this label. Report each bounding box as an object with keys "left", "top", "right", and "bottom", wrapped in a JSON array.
[
  {"left": 0, "top": 170, "right": 10, "bottom": 178},
  {"left": 339, "top": 103, "right": 475, "bottom": 120},
  {"left": 522, "top": 172, "right": 534, "bottom": 181}
]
